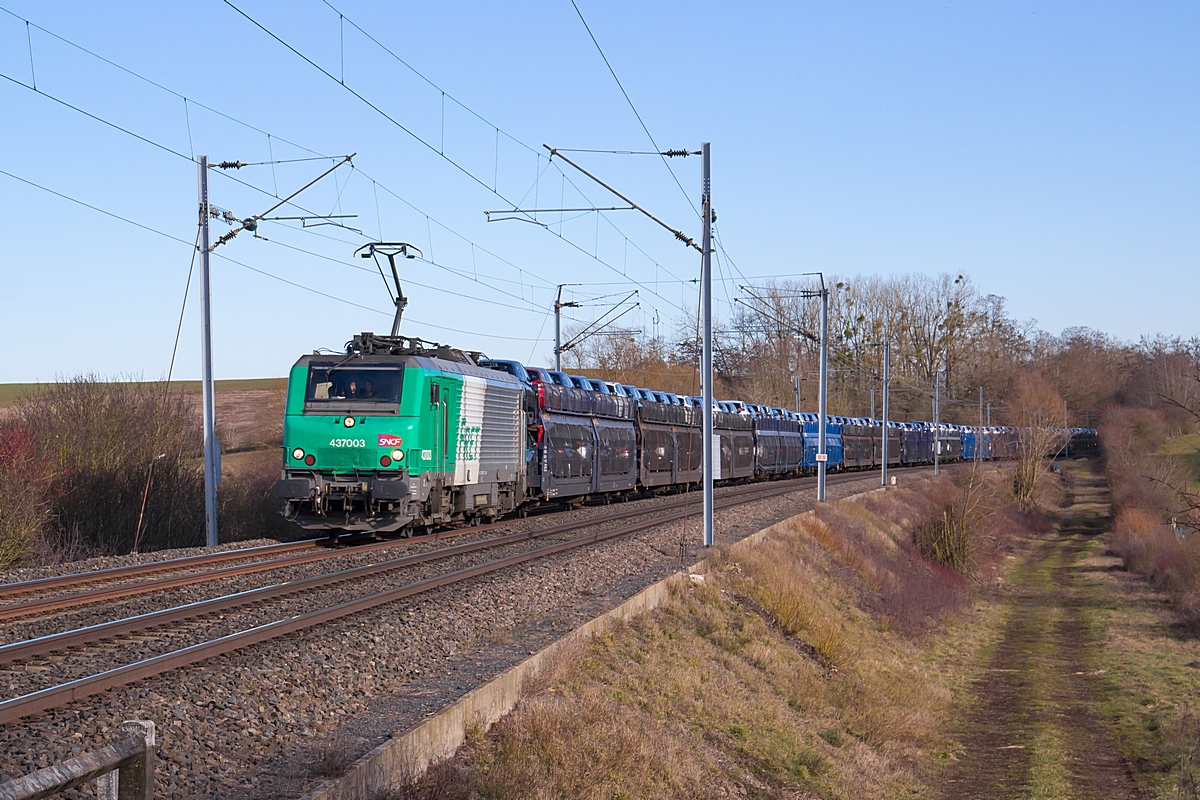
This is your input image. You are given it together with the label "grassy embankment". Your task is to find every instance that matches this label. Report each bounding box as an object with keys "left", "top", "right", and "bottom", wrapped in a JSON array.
[
  {"left": 419, "top": 454, "right": 1200, "bottom": 800},
  {"left": 409, "top": 466, "right": 1043, "bottom": 799},
  {"left": 1081, "top": 534, "right": 1200, "bottom": 798},
  {"left": 1081, "top": 411, "right": 1200, "bottom": 797}
]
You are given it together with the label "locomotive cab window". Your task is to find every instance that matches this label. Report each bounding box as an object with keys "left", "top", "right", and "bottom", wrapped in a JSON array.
[{"left": 305, "top": 364, "right": 403, "bottom": 414}]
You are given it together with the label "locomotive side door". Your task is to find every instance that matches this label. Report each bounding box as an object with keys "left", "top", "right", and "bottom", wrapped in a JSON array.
[{"left": 426, "top": 378, "right": 452, "bottom": 481}]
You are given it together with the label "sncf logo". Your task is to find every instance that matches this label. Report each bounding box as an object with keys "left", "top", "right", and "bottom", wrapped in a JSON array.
[{"left": 377, "top": 434, "right": 403, "bottom": 448}]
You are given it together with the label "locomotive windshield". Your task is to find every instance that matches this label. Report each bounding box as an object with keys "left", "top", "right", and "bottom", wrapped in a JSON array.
[{"left": 304, "top": 363, "right": 403, "bottom": 408}]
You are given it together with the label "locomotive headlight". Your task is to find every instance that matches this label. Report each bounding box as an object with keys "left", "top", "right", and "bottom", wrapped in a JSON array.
[
  {"left": 391, "top": 449, "right": 404, "bottom": 461},
  {"left": 292, "top": 448, "right": 305, "bottom": 460},
  {"left": 343, "top": 417, "right": 356, "bottom": 428}
]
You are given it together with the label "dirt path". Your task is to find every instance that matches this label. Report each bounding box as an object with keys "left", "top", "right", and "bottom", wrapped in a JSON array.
[{"left": 940, "top": 462, "right": 1141, "bottom": 799}]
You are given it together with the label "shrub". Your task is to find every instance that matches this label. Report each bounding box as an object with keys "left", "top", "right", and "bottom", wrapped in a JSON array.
[
  {"left": 218, "top": 449, "right": 299, "bottom": 542},
  {"left": 913, "top": 507, "right": 971, "bottom": 572},
  {"left": 306, "top": 733, "right": 359, "bottom": 778},
  {"left": 0, "top": 377, "right": 308, "bottom": 561},
  {"left": 909, "top": 470, "right": 991, "bottom": 573},
  {"left": 0, "top": 420, "right": 57, "bottom": 567},
  {"left": 17, "top": 376, "right": 206, "bottom": 555},
  {"left": 818, "top": 486, "right": 970, "bottom": 637},
  {"left": 1103, "top": 407, "right": 1200, "bottom": 628}
]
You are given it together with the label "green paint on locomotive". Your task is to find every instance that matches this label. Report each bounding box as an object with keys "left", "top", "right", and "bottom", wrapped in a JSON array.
[
  {"left": 274, "top": 339, "right": 524, "bottom": 533},
  {"left": 281, "top": 361, "right": 467, "bottom": 476}
]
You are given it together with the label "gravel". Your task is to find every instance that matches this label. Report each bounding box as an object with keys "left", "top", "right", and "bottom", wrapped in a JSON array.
[{"left": 0, "top": 472, "right": 906, "bottom": 799}]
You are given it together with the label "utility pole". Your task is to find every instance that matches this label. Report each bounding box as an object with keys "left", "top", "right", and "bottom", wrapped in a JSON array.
[
  {"left": 198, "top": 156, "right": 218, "bottom": 549},
  {"left": 817, "top": 279, "right": 829, "bottom": 501},
  {"left": 795, "top": 376, "right": 801, "bottom": 414},
  {"left": 978, "top": 386, "right": 983, "bottom": 463},
  {"left": 933, "top": 370, "right": 941, "bottom": 476},
  {"left": 881, "top": 341, "right": 889, "bottom": 487},
  {"left": 987, "top": 403, "right": 991, "bottom": 426},
  {"left": 553, "top": 285, "right": 580, "bottom": 372},
  {"left": 701, "top": 142, "right": 714, "bottom": 548},
  {"left": 870, "top": 388, "right": 875, "bottom": 421},
  {"left": 191, "top": 153, "right": 352, "bottom": 552},
  {"left": 1064, "top": 400, "right": 1070, "bottom": 458}
]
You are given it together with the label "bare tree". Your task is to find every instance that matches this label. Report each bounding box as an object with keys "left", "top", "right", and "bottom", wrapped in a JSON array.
[{"left": 1008, "top": 374, "right": 1069, "bottom": 511}]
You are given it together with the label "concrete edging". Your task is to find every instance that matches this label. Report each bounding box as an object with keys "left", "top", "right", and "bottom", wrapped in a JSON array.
[{"left": 298, "top": 483, "right": 892, "bottom": 799}]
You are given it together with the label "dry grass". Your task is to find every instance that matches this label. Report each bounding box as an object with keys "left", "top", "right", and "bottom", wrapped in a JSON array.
[
  {"left": 1078, "top": 529, "right": 1200, "bottom": 799},
  {"left": 370, "top": 756, "right": 469, "bottom": 800},
  {"left": 442, "top": 472, "right": 1041, "bottom": 798},
  {"left": 1110, "top": 506, "right": 1200, "bottom": 629},
  {"left": 307, "top": 733, "right": 363, "bottom": 779},
  {"left": 217, "top": 448, "right": 302, "bottom": 543},
  {"left": 1103, "top": 407, "right": 1200, "bottom": 629}
]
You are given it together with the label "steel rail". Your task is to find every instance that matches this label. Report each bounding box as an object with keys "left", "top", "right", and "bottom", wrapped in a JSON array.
[
  {"left": 0, "top": 540, "right": 320, "bottom": 600},
  {"left": 0, "top": 512, "right": 577, "bottom": 621},
  {"left": 0, "top": 542, "right": 394, "bottom": 623},
  {"left": 0, "top": 471, "right": 872, "bottom": 725},
  {"left": 0, "top": 474, "right": 826, "bottom": 622},
  {"left": 0, "top": 476, "right": 821, "bottom": 664}
]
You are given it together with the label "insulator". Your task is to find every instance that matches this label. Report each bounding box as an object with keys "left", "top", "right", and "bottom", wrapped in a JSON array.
[
  {"left": 661, "top": 149, "right": 694, "bottom": 158},
  {"left": 216, "top": 161, "right": 246, "bottom": 170}
]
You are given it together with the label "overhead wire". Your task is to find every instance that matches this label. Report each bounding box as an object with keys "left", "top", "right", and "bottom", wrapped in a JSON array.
[
  {"left": 527, "top": 303, "right": 555, "bottom": 363},
  {"left": 567, "top": 0, "right": 699, "bottom": 219},
  {"left": 321, "top": 0, "right": 681, "bottom": 281},
  {"left": 0, "top": 166, "right": 385, "bottom": 315},
  {"left": 223, "top": 0, "right": 693, "bottom": 314},
  {"left": 0, "top": 5, "right": 555, "bottom": 298},
  {"left": 261, "top": 236, "right": 541, "bottom": 314},
  {"left": 552, "top": 148, "right": 679, "bottom": 156},
  {"left": 0, "top": 65, "right": 360, "bottom": 239},
  {"left": 561, "top": 0, "right": 733, "bottom": 352},
  {"left": 0, "top": 71, "right": 189, "bottom": 162},
  {"left": 7, "top": 1, "right": 691, "bottom": 318},
  {"left": 0, "top": 5, "right": 325, "bottom": 158},
  {"left": 0, "top": 60, "right": 544, "bottom": 312},
  {"left": 713, "top": 225, "right": 755, "bottom": 290},
  {"left": 0, "top": 167, "right": 541, "bottom": 342},
  {"left": 166, "top": 223, "right": 201, "bottom": 385},
  {"left": 132, "top": 219, "right": 202, "bottom": 553},
  {"left": 5, "top": 3, "right": 690, "bottom": 344}
]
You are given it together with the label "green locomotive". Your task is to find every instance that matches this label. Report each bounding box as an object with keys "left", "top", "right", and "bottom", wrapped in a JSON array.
[{"left": 273, "top": 332, "right": 526, "bottom": 534}]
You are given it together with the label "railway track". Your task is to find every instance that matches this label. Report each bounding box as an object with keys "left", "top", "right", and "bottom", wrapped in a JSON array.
[
  {"left": 0, "top": 513, "right": 543, "bottom": 607},
  {"left": 0, "top": 491, "right": 633, "bottom": 604},
  {"left": 2, "top": 476, "right": 827, "bottom": 659},
  {"left": 0, "top": 481, "right": 791, "bottom": 666},
  {"left": 0, "top": 539, "right": 320, "bottom": 600},
  {"left": 0, "top": 506, "right": 628, "bottom": 620},
  {"left": 0, "top": 474, "right": 841, "bottom": 622},
  {"left": 0, "top": 470, "right": 894, "bottom": 726}
]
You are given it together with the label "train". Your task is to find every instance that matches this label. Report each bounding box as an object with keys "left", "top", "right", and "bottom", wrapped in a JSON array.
[{"left": 272, "top": 331, "right": 1099, "bottom": 534}]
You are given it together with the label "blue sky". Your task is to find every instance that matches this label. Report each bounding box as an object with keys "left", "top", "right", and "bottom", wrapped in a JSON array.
[{"left": 1, "top": 1, "right": 1196, "bottom": 381}]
